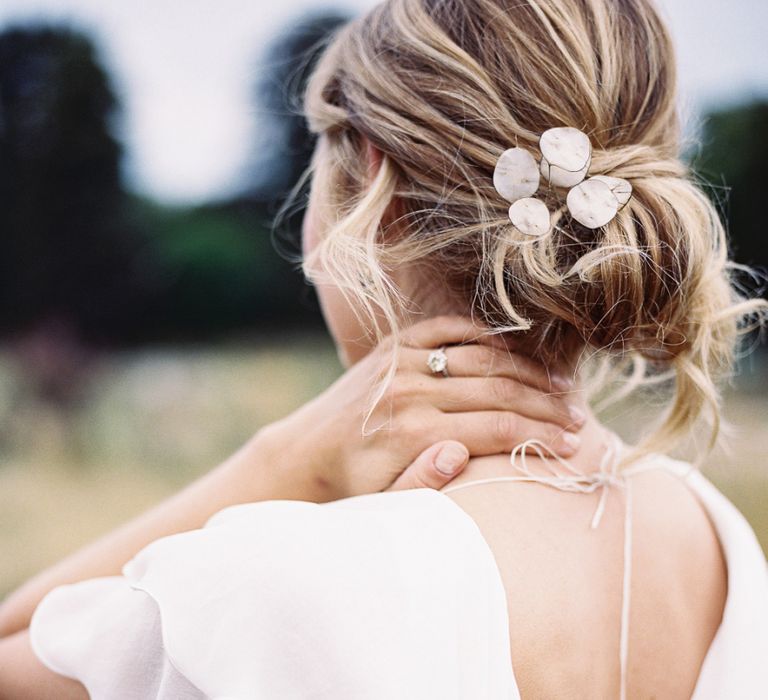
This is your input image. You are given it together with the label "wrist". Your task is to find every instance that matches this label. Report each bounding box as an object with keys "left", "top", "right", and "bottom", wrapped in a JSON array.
[{"left": 234, "top": 421, "right": 339, "bottom": 504}]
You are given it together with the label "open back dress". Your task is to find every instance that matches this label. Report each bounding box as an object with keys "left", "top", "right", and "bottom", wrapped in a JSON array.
[{"left": 29, "top": 450, "right": 768, "bottom": 699}]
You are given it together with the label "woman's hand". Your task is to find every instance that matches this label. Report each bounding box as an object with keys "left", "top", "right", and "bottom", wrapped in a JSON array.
[
  {"left": 258, "top": 315, "right": 585, "bottom": 501},
  {"left": 0, "top": 315, "right": 584, "bottom": 639}
]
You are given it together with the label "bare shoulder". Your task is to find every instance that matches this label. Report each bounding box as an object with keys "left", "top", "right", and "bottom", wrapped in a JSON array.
[
  {"left": 631, "top": 465, "right": 726, "bottom": 565},
  {"left": 630, "top": 467, "right": 727, "bottom": 648},
  {"left": 444, "top": 462, "right": 727, "bottom": 699}
]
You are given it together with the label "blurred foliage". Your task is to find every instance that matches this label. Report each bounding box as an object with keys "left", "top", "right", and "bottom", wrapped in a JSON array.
[
  {"left": 0, "top": 26, "right": 142, "bottom": 341},
  {"left": 694, "top": 101, "right": 768, "bottom": 277},
  {"left": 0, "top": 19, "right": 349, "bottom": 346},
  {"left": 122, "top": 196, "right": 320, "bottom": 341},
  {"left": 250, "top": 11, "right": 350, "bottom": 202}
]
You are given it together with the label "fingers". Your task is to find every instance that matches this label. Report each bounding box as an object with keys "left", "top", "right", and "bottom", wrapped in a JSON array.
[
  {"left": 403, "top": 342, "right": 572, "bottom": 393},
  {"left": 386, "top": 441, "right": 469, "bottom": 492},
  {"left": 401, "top": 315, "right": 506, "bottom": 351},
  {"left": 439, "top": 411, "right": 581, "bottom": 459},
  {"left": 423, "top": 376, "right": 585, "bottom": 432},
  {"left": 397, "top": 315, "right": 573, "bottom": 393},
  {"left": 459, "top": 345, "right": 571, "bottom": 392}
]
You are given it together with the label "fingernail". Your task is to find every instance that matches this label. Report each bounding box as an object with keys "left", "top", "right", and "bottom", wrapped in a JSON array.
[
  {"left": 560, "top": 432, "right": 581, "bottom": 451},
  {"left": 435, "top": 444, "right": 467, "bottom": 475},
  {"left": 552, "top": 374, "right": 573, "bottom": 392},
  {"left": 568, "top": 405, "right": 586, "bottom": 426}
]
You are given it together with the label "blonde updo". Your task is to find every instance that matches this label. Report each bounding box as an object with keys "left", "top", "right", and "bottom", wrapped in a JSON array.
[{"left": 300, "top": 0, "right": 767, "bottom": 462}]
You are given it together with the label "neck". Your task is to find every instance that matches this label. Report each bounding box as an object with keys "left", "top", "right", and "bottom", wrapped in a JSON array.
[{"left": 446, "top": 410, "right": 619, "bottom": 490}]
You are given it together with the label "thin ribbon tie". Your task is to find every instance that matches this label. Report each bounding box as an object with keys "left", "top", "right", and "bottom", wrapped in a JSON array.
[{"left": 508, "top": 436, "right": 625, "bottom": 529}]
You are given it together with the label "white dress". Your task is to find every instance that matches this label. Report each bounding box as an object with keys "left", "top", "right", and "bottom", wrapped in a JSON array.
[{"left": 29, "top": 451, "right": 768, "bottom": 699}]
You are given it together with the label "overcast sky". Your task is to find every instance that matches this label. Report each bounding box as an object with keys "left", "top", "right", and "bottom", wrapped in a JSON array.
[{"left": 1, "top": 0, "right": 766, "bottom": 204}]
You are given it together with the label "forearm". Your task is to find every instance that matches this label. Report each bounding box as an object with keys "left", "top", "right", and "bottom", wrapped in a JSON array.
[
  {"left": 0, "top": 426, "right": 312, "bottom": 639},
  {"left": 0, "top": 630, "right": 87, "bottom": 700}
]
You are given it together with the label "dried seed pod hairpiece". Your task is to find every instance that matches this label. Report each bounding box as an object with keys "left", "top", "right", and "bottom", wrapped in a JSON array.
[
  {"left": 492, "top": 127, "right": 633, "bottom": 234},
  {"left": 539, "top": 127, "right": 591, "bottom": 188},
  {"left": 492, "top": 147, "right": 539, "bottom": 203}
]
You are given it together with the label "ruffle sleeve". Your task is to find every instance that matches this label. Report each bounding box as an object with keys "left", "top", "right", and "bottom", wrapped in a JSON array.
[{"left": 29, "top": 488, "right": 519, "bottom": 700}]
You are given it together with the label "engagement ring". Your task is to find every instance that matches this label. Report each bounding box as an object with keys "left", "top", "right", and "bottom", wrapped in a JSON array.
[{"left": 427, "top": 347, "right": 449, "bottom": 377}]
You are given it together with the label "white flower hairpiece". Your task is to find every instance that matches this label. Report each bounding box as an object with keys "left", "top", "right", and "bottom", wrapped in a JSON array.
[{"left": 492, "top": 126, "right": 632, "bottom": 236}]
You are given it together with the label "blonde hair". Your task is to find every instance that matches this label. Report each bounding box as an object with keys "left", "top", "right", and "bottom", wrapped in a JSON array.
[{"left": 299, "top": 0, "right": 766, "bottom": 464}]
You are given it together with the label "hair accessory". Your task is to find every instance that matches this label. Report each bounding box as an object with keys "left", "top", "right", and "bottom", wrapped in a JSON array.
[
  {"left": 507, "top": 197, "right": 551, "bottom": 237},
  {"left": 492, "top": 147, "right": 540, "bottom": 203},
  {"left": 492, "top": 127, "right": 632, "bottom": 233},
  {"left": 539, "top": 127, "right": 591, "bottom": 188}
]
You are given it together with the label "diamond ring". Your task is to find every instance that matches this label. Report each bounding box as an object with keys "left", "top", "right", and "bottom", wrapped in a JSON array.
[{"left": 426, "top": 346, "right": 449, "bottom": 377}]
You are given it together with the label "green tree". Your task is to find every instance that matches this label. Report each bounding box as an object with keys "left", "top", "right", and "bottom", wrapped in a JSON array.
[
  {"left": 0, "top": 25, "right": 140, "bottom": 340},
  {"left": 249, "top": 11, "right": 350, "bottom": 202},
  {"left": 695, "top": 101, "right": 768, "bottom": 278},
  {"left": 125, "top": 196, "right": 318, "bottom": 341}
]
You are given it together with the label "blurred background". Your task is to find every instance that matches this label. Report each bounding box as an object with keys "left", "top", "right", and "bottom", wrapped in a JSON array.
[{"left": 0, "top": 0, "right": 766, "bottom": 598}]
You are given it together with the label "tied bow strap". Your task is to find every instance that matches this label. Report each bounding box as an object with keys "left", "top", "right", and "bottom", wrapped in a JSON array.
[{"left": 508, "top": 435, "right": 625, "bottom": 529}]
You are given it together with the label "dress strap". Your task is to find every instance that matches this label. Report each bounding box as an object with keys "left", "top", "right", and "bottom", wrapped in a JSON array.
[
  {"left": 619, "top": 478, "right": 632, "bottom": 700},
  {"left": 442, "top": 434, "right": 666, "bottom": 700},
  {"left": 443, "top": 435, "right": 629, "bottom": 527}
]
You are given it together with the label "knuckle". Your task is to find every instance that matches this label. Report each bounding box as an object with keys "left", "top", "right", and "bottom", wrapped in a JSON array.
[
  {"left": 495, "top": 346, "right": 527, "bottom": 374},
  {"left": 550, "top": 396, "right": 570, "bottom": 419},
  {"left": 409, "top": 468, "right": 435, "bottom": 490},
  {"left": 548, "top": 425, "right": 567, "bottom": 445},
  {"left": 462, "top": 343, "right": 490, "bottom": 375},
  {"left": 393, "top": 411, "right": 425, "bottom": 441},
  {"left": 493, "top": 412, "right": 516, "bottom": 442},
  {"left": 387, "top": 375, "right": 412, "bottom": 403},
  {"left": 490, "top": 378, "right": 515, "bottom": 406},
  {"left": 495, "top": 346, "right": 521, "bottom": 374},
  {"left": 468, "top": 345, "right": 495, "bottom": 375}
]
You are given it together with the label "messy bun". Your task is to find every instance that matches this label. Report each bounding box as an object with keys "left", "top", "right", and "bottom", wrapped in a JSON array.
[{"left": 301, "top": 0, "right": 767, "bottom": 461}]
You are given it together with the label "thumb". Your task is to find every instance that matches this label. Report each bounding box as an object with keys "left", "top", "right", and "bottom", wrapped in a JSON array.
[{"left": 387, "top": 441, "right": 469, "bottom": 492}]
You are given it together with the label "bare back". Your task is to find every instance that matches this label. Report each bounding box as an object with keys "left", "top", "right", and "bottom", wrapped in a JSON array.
[{"left": 443, "top": 455, "right": 727, "bottom": 699}]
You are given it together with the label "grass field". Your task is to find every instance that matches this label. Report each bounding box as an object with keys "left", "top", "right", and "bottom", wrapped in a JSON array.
[{"left": 1, "top": 336, "right": 766, "bottom": 599}]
